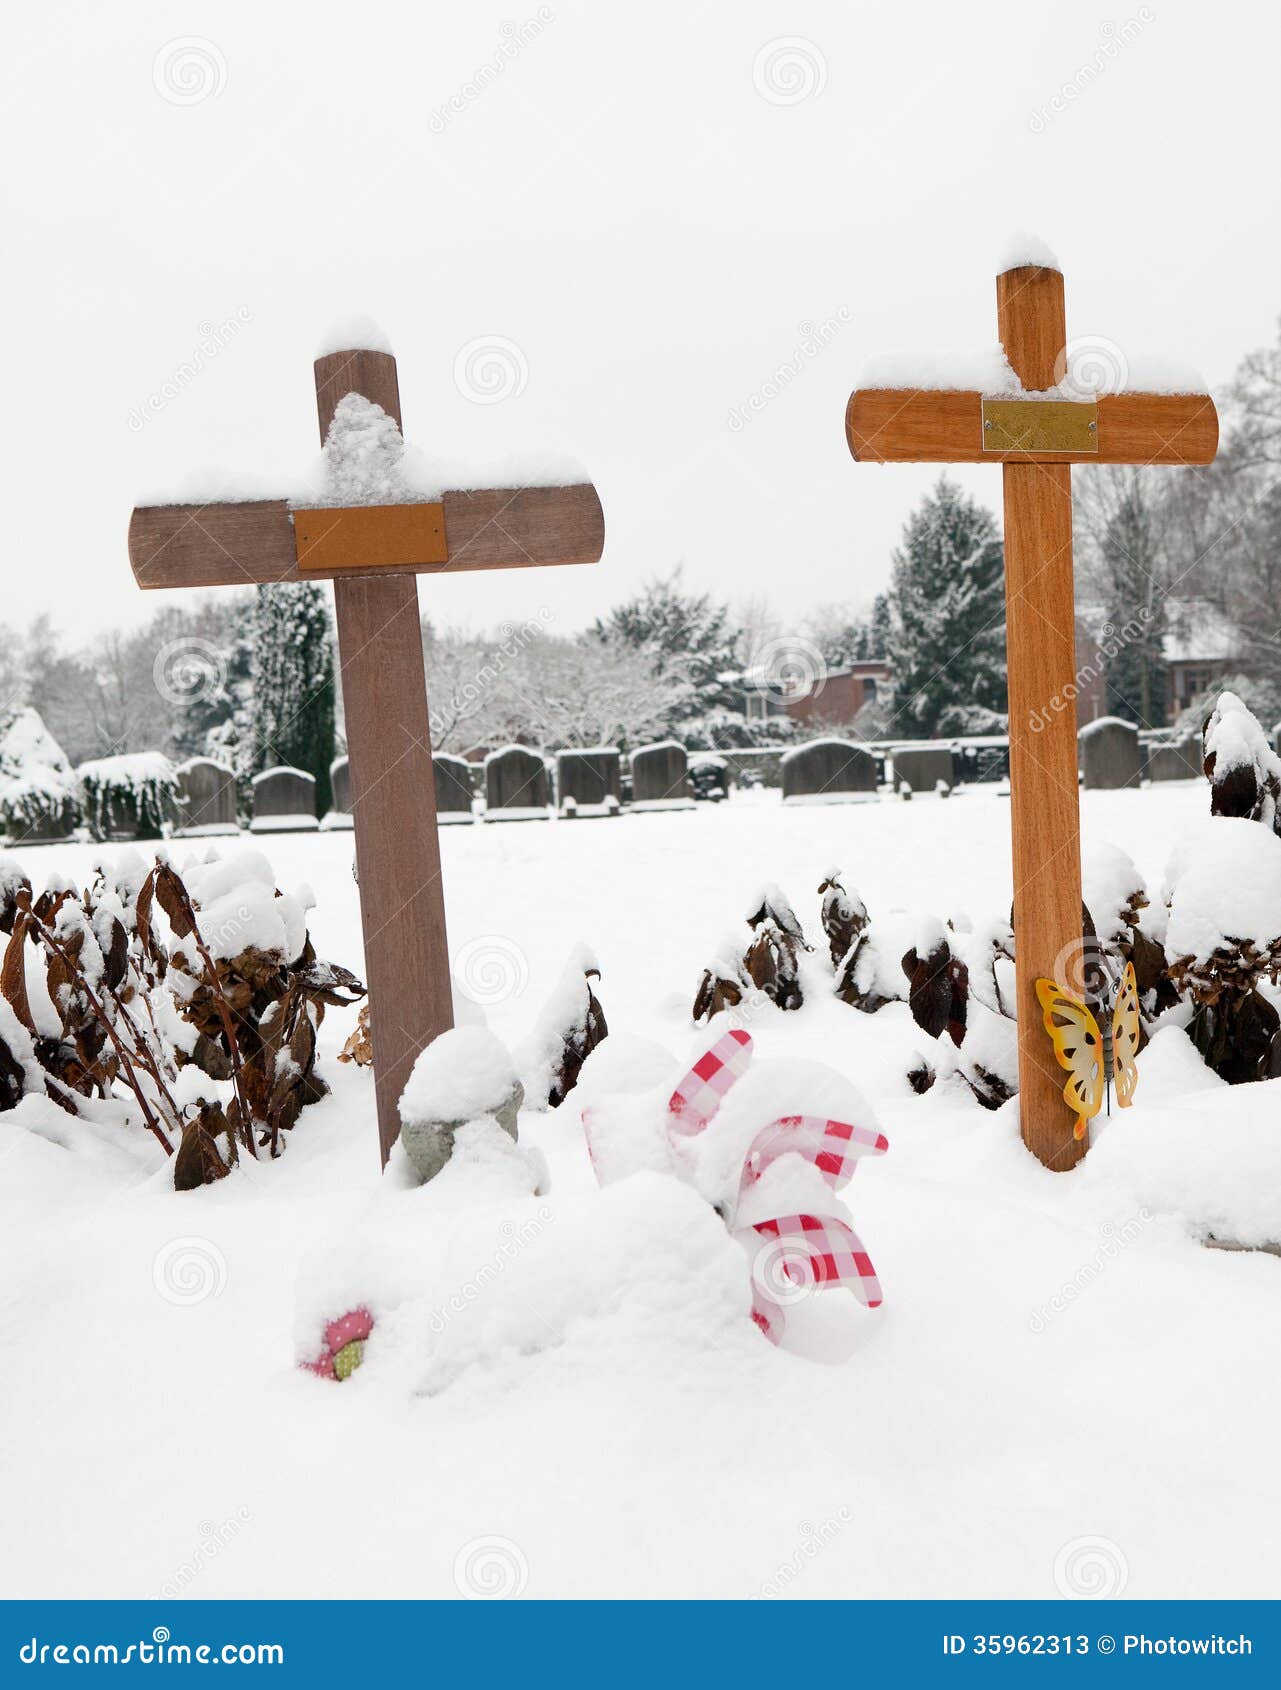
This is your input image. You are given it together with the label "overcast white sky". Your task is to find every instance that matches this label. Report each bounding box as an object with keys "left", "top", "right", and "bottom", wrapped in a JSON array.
[{"left": 4, "top": 0, "right": 1280, "bottom": 644}]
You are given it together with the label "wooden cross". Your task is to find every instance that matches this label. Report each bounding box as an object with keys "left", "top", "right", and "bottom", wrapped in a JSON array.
[
  {"left": 845, "top": 260, "right": 1218, "bottom": 1171},
  {"left": 129, "top": 345, "right": 604, "bottom": 1164}
]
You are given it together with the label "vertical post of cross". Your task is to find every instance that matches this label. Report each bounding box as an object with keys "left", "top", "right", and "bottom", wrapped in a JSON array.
[
  {"left": 313, "top": 349, "right": 454, "bottom": 1165},
  {"left": 996, "top": 266, "right": 1085, "bottom": 1171}
]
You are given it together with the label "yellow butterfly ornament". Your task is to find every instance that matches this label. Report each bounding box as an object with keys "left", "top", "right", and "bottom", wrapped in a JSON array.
[{"left": 1035, "top": 961, "right": 1141, "bottom": 1142}]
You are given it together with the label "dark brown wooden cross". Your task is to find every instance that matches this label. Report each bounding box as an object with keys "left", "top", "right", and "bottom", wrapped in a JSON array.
[
  {"left": 845, "top": 261, "right": 1217, "bottom": 1172},
  {"left": 129, "top": 346, "right": 604, "bottom": 1164}
]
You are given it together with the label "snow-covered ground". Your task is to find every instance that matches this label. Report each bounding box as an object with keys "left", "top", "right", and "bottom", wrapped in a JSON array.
[{"left": 3, "top": 781, "right": 1280, "bottom": 1601}]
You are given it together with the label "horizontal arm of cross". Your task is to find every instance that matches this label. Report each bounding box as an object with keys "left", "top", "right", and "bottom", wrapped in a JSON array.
[
  {"left": 845, "top": 387, "right": 1217, "bottom": 466},
  {"left": 128, "top": 482, "right": 605, "bottom": 590}
]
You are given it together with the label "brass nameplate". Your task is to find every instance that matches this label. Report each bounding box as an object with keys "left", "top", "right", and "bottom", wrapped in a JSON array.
[
  {"left": 292, "top": 502, "right": 448, "bottom": 572},
  {"left": 981, "top": 399, "right": 1098, "bottom": 455}
]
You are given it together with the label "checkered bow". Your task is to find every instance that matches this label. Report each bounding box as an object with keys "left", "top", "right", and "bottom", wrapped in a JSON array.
[{"left": 665, "top": 1035, "right": 888, "bottom": 1347}]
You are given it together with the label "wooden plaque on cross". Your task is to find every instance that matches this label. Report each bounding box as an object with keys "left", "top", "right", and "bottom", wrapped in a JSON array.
[
  {"left": 845, "top": 260, "right": 1217, "bottom": 1171},
  {"left": 129, "top": 346, "right": 604, "bottom": 1165}
]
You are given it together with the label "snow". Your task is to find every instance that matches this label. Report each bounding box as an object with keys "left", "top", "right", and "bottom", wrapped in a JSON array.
[
  {"left": 857, "top": 344, "right": 1021, "bottom": 395},
  {"left": 314, "top": 315, "right": 394, "bottom": 357},
  {"left": 4, "top": 783, "right": 1281, "bottom": 1599},
  {"left": 251, "top": 766, "right": 315, "bottom": 788},
  {"left": 0, "top": 708, "right": 79, "bottom": 825},
  {"left": 399, "top": 1027, "right": 519, "bottom": 1127},
  {"left": 1163, "top": 816, "right": 1281, "bottom": 964},
  {"left": 176, "top": 844, "right": 311, "bottom": 962},
  {"left": 1078, "top": 714, "right": 1135, "bottom": 739},
  {"left": 76, "top": 751, "right": 176, "bottom": 787},
  {"left": 1205, "top": 689, "right": 1278, "bottom": 778},
  {"left": 997, "top": 231, "right": 1061, "bottom": 272}
]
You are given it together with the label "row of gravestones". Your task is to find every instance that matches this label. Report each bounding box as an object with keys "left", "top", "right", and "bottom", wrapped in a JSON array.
[
  {"left": 1078, "top": 718, "right": 1203, "bottom": 789},
  {"left": 172, "top": 723, "right": 1209, "bottom": 836}
]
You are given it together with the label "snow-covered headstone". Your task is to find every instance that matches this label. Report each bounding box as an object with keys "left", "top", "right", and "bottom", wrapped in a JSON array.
[
  {"left": 434, "top": 753, "right": 475, "bottom": 822},
  {"left": 1145, "top": 735, "right": 1202, "bottom": 783},
  {"left": 630, "top": 741, "right": 693, "bottom": 808},
  {"left": 781, "top": 738, "right": 876, "bottom": 803},
  {"left": 890, "top": 745, "right": 954, "bottom": 793},
  {"left": 484, "top": 745, "right": 551, "bottom": 818},
  {"left": 250, "top": 766, "right": 319, "bottom": 833},
  {"left": 175, "top": 757, "right": 238, "bottom": 835},
  {"left": 1079, "top": 717, "right": 1141, "bottom": 790},
  {"left": 556, "top": 747, "right": 622, "bottom": 814}
]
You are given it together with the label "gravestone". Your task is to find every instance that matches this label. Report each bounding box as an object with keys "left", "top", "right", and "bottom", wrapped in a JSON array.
[
  {"left": 557, "top": 748, "right": 622, "bottom": 814},
  {"left": 630, "top": 741, "right": 693, "bottom": 807},
  {"left": 1079, "top": 717, "right": 1142, "bottom": 790},
  {"left": 176, "top": 757, "right": 238, "bottom": 834},
  {"left": 250, "top": 766, "right": 319, "bottom": 832},
  {"left": 781, "top": 738, "right": 877, "bottom": 802},
  {"left": 484, "top": 745, "right": 551, "bottom": 818},
  {"left": 1146, "top": 735, "right": 1203, "bottom": 782},
  {"left": 321, "top": 754, "right": 355, "bottom": 831},
  {"left": 435, "top": 753, "right": 476, "bottom": 821},
  {"left": 891, "top": 745, "right": 954, "bottom": 793}
]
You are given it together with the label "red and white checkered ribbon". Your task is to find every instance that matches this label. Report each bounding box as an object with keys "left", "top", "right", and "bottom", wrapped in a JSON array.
[{"left": 667, "top": 1027, "right": 753, "bottom": 1134}]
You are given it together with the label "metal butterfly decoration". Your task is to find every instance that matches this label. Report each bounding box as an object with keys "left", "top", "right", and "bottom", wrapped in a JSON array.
[{"left": 1035, "top": 959, "right": 1141, "bottom": 1142}]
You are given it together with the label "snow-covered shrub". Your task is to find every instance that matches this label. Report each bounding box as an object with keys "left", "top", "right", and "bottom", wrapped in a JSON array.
[
  {"left": 516, "top": 946, "right": 609, "bottom": 1108},
  {"left": 693, "top": 886, "right": 810, "bottom": 1020},
  {"left": 0, "top": 708, "right": 81, "bottom": 842},
  {"left": 1163, "top": 818, "right": 1281, "bottom": 1083},
  {"left": 1202, "top": 691, "right": 1281, "bottom": 829},
  {"left": 78, "top": 752, "right": 179, "bottom": 841},
  {"left": 0, "top": 846, "right": 364, "bottom": 1183},
  {"left": 817, "top": 870, "right": 867, "bottom": 969}
]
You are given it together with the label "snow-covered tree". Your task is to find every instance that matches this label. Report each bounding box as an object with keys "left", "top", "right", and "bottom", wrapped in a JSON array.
[
  {"left": 883, "top": 478, "right": 1006, "bottom": 737},
  {"left": 593, "top": 570, "right": 741, "bottom": 738},
  {"left": 249, "top": 584, "right": 336, "bottom": 816}
]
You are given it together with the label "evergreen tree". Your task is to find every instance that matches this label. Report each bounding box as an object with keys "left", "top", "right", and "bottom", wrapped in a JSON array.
[
  {"left": 884, "top": 477, "right": 1007, "bottom": 736},
  {"left": 593, "top": 570, "right": 741, "bottom": 737},
  {"left": 249, "top": 583, "right": 337, "bottom": 815}
]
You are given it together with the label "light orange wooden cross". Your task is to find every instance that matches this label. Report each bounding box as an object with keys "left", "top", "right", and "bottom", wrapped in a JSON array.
[
  {"left": 129, "top": 346, "right": 604, "bottom": 1164},
  {"left": 845, "top": 261, "right": 1218, "bottom": 1171}
]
